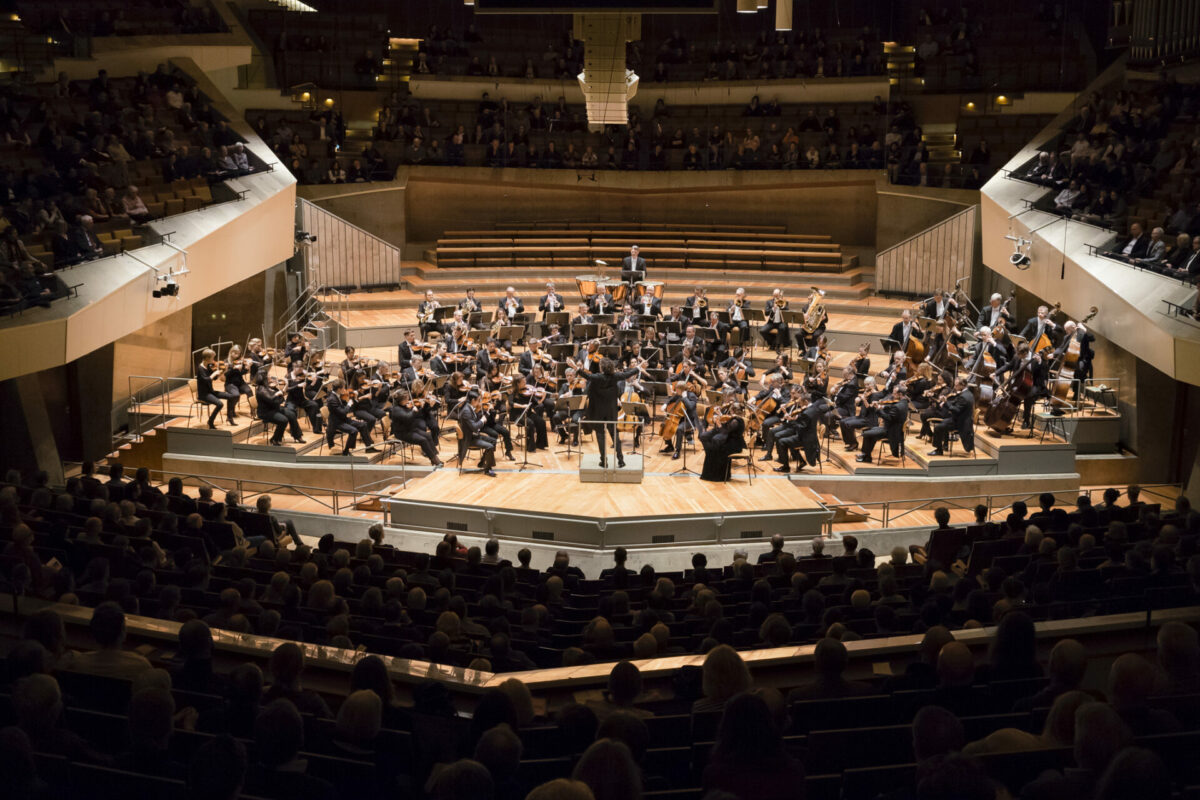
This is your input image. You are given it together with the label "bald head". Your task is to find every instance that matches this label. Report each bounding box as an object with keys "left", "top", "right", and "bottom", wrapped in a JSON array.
[
  {"left": 937, "top": 641, "right": 975, "bottom": 687},
  {"left": 1047, "top": 638, "right": 1088, "bottom": 688}
]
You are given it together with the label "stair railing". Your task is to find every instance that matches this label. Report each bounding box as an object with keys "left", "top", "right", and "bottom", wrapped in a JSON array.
[{"left": 875, "top": 204, "right": 978, "bottom": 297}]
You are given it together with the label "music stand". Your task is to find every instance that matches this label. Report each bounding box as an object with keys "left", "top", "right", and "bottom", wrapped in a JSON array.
[
  {"left": 500, "top": 325, "right": 525, "bottom": 344},
  {"left": 512, "top": 395, "right": 544, "bottom": 472},
  {"left": 433, "top": 306, "right": 456, "bottom": 323},
  {"left": 548, "top": 343, "right": 574, "bottom": 362},
  {"left": 467, "top": 329, "right": 491, "bottom": 347},
  {"left": 645, "top": 382, "right": 670, "bottom": 421},
  {"left": 598, "top": 345, "right": 620, "bottom": 359},
  {"left": 880, "top": 337, "right": 901, "bottom": 354},
  {"left": 572, "top": 323, "right": 599, "bottom": 341},
  {"left": 512, "top": 312, "right": 535, "bottom": 326},
  {"left": 620, "top": 402, "right": 650, "bottom": 454},
  {"left": 917, "top": 316, "right": 940, "bottom": 334},
  {"left": 621, "top": 269, "right": 642, "bottom": 284},
  {"left": 715, "top": 310, "right": 732, "bottom": 324},
  {"left": 468, "top": 311, "right": 494, "bottom": 328},
  {"left": 635, "top": 314, "right": 658, "bottom": 327},
  {"left": 656, "top": 320, "right": 682, "bottom": 339},
  {"left": 593, "top": 314, "right": 616, "bottom": 325},
  {"left": 554, "top": 394, "right": 588, "bottom": 457},
  {"left": 668, "top": 408, "right": 701, "bottom": 478},
  {"left": 545, "top": 311, "right": 570, "bottom": 329}
]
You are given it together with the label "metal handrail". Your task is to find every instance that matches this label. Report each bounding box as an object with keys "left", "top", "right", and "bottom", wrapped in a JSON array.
[
  {"left": 124, "top": 375, "right": 194, "bottom": 443},
  {"left": 877, "top": 204, "right": 976, "bottom": 256},
  {"left": 149, "top": 467, "right": 398, "bottom": 520}
]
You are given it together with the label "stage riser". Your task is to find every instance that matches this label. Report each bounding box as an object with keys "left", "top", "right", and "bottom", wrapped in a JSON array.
[
  {"left": 579, "top": 454, "right": 645, "bottom": 483},
  {"left": 1055, "top": 415, "right": 1124, "bottom": 455},
  {"left": 791, "top": 473, "right": 1081, "bottom": 506},
  {"left": 384, "top": 499, "right": 827, "bottom": 545},
  {"left": 161, "top": 452, "right": 418, "bottom": 494}
]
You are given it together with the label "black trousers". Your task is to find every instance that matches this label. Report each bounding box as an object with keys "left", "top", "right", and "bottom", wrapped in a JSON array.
[
  {"left": 469, "top": 434, "right": 497, "bottom": 468},
  {"left": 199, "top": 391, "right": 235, "bottom": 424},
  {"left": 483, "top": 423, "right": 512, "bottom": 455},
  {"left": 861, "top": 426, "right": 896, "bottom": 459},
  {"left": 329, "top": 419, "right": 371, "bottom": 451},
  {"left": 840, "top": 415, "right": 870, "bottom": 448},
  {"left": 760, "top": 321, "right": 789, "bottom": 351},
  {"left": 398, "top": 429, "right": 439, "bottom": 462},
  {"left": 588, "top": 420, "right": 622, "bottom": 461},
  {"left": 259, "top": 411, "right": 289, "bottom": 443},
  {"left": 932, "top": 419, "right": 956, "bottom": 451},
  {"left": 288, "top": 399, "right": 323, "bottom": 433}
]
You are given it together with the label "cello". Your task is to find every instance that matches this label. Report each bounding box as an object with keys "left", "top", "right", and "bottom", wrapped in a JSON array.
[
  {"left": 659, "top": 382, "right": 690, "bottom": 446},
  {"left": 984, "top": 350, "right": 1036, "bottom": 434}
]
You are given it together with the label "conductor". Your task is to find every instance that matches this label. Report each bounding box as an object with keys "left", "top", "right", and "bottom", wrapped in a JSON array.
[
  {"left": 622, "top": 244, "right": 646, "bottom": 286},
  {"left": 571, "top": 356, "right": 640, "bottom": 468}
]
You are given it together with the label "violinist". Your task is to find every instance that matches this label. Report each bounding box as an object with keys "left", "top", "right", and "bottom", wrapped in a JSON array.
[
  {"left": 401, "top": 355, "right": 426, "bottom": 386},
  {"left": 446, "top": 309, "right": 471, "bottom": 355},
  {"left": 719, "top": 347, "right": 756, "bottom": 387},
  {"left": 257, "top": 376, "right": 304, "bottom": 446},
  {"left": 340, "top": 346, "right": 365, "bottom": 385},
  {"left": 839, "top": 376, "right": 880, "bottom": 452},
  {"left": 409, "top": 378, "right": 441, "bottom": 440},
  {"left": 850, "top": 343, "right": 872, "bottom": 383},
  {"left": 879, "top": 350, "right": 908, "bottom": 394},
  {"left": 397, "top": 329, "right": 420, "bottom": 370},
  {"left": 510, "top": 374, "right": 549, "bottom": 451},
  {"left": 350, "top": 375, "right": 385, "bottom": 433},
  {"left": 918, "top": 370, "right": 955, "bottom": 440},
  {"left": 246, "top": 339, "right": 269, "bottom": 385},
  {"left": 388, "top": 390, "right": 443, "bottom": 467},
  {"left": 481, "top": 389, "right": 515, "bottom": 460},
  {"left": 519, "top": 338, "right": 553, "bottom": 376},
  {"left": 572, "top": 356, "right": 643, "bottom": 468},
  {"left": 659, "top": 379, "right": 702, "bottom": 460},
  {"left": 774, "top": 390, "right": 827, "bottom": 473},
  {"left": 286, "top": 362, "right": 324, "bottom": 434},
  {"left": 684, "top": 286, "right": 708, "bottom": 322},
  {"left": 929, "top": 377, "right": 975, "bottom": 456},
  {"left": 428, "top": 343, "right": 451, "bottom": 377},
  {"left": 325, "top": 380, "right": 375, "bottom": 455},
  {"left": 824, "top": 366, "right": 861, "bottom": 447},
  {"left": 553, "top": 367, "right": 587, "bottom": 446},
  {"left": 765, "top": 352, "right": 792, "bottom": 383},
  {"left": 499, "top": 286, "right": 525, "bottom": 319},
  {"left": 458, "top": 391, "right": 498, "bottom": 477},
  {"left": 727, "top": 287, "right": 750, "bottom": 342},
  {"left": 906, "top": 362, "right": 939, "bottom": 410},
  {"left": 589, "top": 286, "right": 615, "bottom": 316},
  {"left": 761, "top": 384, "right": 802, "bottom": 466},
  {"left": 284, "top": 332, "right": 309, "bottom": 365},
  {"left": 417, "top": 289, "right": 443, "bottom": 337},
  {"left": 712, "top": 367, "right": 745, "bottom": 397},
  {"left": 804, "top": 357, "right": 829, "bottom": 400},
  {"left": 922, "top": 288, "right": 959, "bottom": 321},
  {"left": 576, "top": 338, "right": 605, "bottom": 373},
  {"left": 444, "top": 371, "right": 472, "bottom": 407},
  {"left": 539, "top": 281, "right": 564, "bottom": 317},
  {"left": 222, "top": 345, "right": 253, "bottom": 421},
  {"left": 197, "top": 348, "right": 235, "bottom": 429},
  {"left": 760, "top": 289, "right": 790, "bottom": 353},
  {"left": 475, "top": 338, "right": 501, "bottom": 377},
  {"left": 636, "top": 288, "right": 662, "bottom": 319},
  {"left": 977, "top": 292, "right": 1013, "bottom": 332},
  {"left": 754, "top": 378, "right": 792, "bottom": 461},
  {"left": 858, "top": 383, "right": 908, "bottom": 464},
  {"left": 482, "top": 362, "right": 510, "bottom": 393},
  {"left": 700, "top": 407, "right": 746, "bottom": 483}
]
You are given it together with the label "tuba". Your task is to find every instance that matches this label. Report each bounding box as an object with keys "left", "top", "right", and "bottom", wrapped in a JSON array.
[{"left": 801, "top": 287, "right": 827, "bottom": 334}]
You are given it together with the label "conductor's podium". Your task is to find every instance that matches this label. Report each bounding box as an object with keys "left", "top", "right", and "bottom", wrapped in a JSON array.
[{"left": 580, "top": 454, "right": 645, "bottom": 483}]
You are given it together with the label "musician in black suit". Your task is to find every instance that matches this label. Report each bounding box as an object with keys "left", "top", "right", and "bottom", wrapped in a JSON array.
[
  {"left": 340, "top": 346, "right": 366, "bottom": 386},
  {"left": 922, "top": 289, "right": 958, "bottom": 321},
  {"left": 459, "top": 391, "right": 498, "bottom": 476},
  {"left": 889, "top": 309, "right": 925, "bottom": 355},
  {"left": 775, "top": 395, "right": 828, "bottom": 472},
  {"left": 459, "top": 288, "right": 483, "bottom": 322},
  {"left": 858, "top": 385, "right": 909, "bottom": 463},
  {"left": 727, "top": 288, "right": 751, "bottom": 342},
  {"left": 284, "top": 333, "right": 309, "bottom": 365},
  {"left": 878, "top": 351, "right": 908, "bottom": 394},
  {"left": 539, "top": 282, "right": 566, "bottom": 317},
  {"left": 634, "top": 290, "right": 662, "bottom": 319},
  {"left": 705, "top": 311, "right": 732, "bottom": 363},
  {"left": 977, "top": 293, "right": 1013, "bottom": 332},
  {"left": 389, "top": 391, "right": 442, "bottom": 466},
  {"left": 621, "top": 244, "right": 646, "bottom": 284},
  {"left": 965, "top": 328, "right": 1008, "bottom": 382},
  {"left": 326, "top": 383, "right": 374, "bottom": 455},
  {"left": 589, "top": 288, "right": 616, "bottom": 316},
  {"left": 256, "top": 377, "right": 303, "bottom": 446},
  {"left": 417, "top": 290, "right": 443, "bottom": 337},
  {"left": 683, "top": 287, "right": 709, "bottom": 323},
  {"left": 397, "top": 330, "right": 419, "bottom": 370},
  {"left": 519, "top": 340, "right": 552, "bottom": 376},
  {"left": 1053, "top": 320, "right": 1095, "bottom": 400},
  {"left": 659, "top": 380, "right": 702, "bottom": 459},
  {"left": 221, "top": 346, "right": 253, "bottom": 422},
  {"left": 498, "top": 287, "right": 525, "bottom": 319},
  {"left": 286, "top": 363, "right": 323, "bottom": 434},
  {"left": 760, "top": 289, "right": 790, "bottom": 352},
  {"left": 824, "top": 366, "right": 861, "bottom": 446},
  {"left": 700, "top": 413, "right": 746, "bottom": 482},
  {"left": 931, "top": 378, "right": 974, "bottom": 455},
  {"left": 1003, "top": 344, "right": 1052, "bottom": 428},
  {"left": 196, "top": 348, "right": 235, "bottom": 429},
  {"left": 1018, "top": 306, "right": 1060, "bottom": 349},
  {"left": 572, "top": 356, "right": 641, "bottom": 467}
]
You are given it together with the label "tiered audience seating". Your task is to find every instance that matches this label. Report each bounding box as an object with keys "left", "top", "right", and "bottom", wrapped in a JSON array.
[
  {"left": 246, "top": 9, "right": 388, "bottom": 91},
  {"left": 1012, "top": 77, "right": 1200, "bottom": 285},
  {"left": 1, "top": 469, "right": 1198, "bottom": 800},
  {"left": 0, "top": 66, "right": 261, "bottom": 313},
  {"left": 15, "top": 0, "right": 226, "bottom": 38}
]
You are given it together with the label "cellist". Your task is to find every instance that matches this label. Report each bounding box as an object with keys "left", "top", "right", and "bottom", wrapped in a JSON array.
[{"left": 659, "top": 379, "right": 702, "bottom": 460}]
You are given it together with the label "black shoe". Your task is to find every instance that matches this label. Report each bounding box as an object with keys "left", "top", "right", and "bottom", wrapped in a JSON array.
[
  {"left": 672, "top": 450, "right": 681, "bottom": 460},
  {"left": 484, "top": 468, "right": 497, "bottom": 477},
  {"left": 599, "top": 457, "right": 607, "bottom": 468},
  {"left": 774, "top": 464, "right": 790, "bottom": 473},
  {"left": 758, "top": 454, "right": 773, "bottom": 462},
  {"left": 659, "top": 445, "right": 675, "bottom": 454},
  {"left": 228, "top": 417, "right": 237, "bottom": 425},
  {"left": 617, "top": 458, "right": 625, "bottom": 468},
  {"left": 927, "top": 449, "right": 944, "bottom": 456},
  {"left": 504, "top": 451, "right": 515, "bottom": 461},
  {"left": 571, "top": 437, "right": 580, "bottom": 447},
  {"left": 207, "top": 422, "right": 217, "bottom": 430},
  {"left": 293, "top": 437, "right": 306, "bottom": 444},
  {"left": 269, "top": 438, "right": 282, "bottom": 446},
  {"left": 856, "top": 454, "right": 871, "bottom": 463},
  {"left": 365, "top": 446, "right": 381, "bottom": 453},
  {"left": 844, "top": 444, "right": 857, "bottom": 451},
  {"left": 340, "top": 449, "right": 352, "bottom": 456}
]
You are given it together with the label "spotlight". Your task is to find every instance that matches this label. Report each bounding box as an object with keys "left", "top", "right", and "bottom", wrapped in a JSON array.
[
  {"left": 1009, "top": 252, "right": 1031, "bottom": 267},
  {"left": 153, "top": 278, "right": 179, "bottom": 298}
]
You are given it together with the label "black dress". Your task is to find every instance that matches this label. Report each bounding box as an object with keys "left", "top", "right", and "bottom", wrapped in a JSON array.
[{"left": 700, "top": 417, "right": 746, "bottom": 482}]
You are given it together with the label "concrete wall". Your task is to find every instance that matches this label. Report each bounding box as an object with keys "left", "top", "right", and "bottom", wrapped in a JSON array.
[{"left": 875, "top": 187, "right": 978, "bottom": 252}]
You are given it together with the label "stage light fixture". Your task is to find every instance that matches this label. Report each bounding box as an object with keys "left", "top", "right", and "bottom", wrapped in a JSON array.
[
  {"left": 1010, "top": 252, "right": 1031, "bottom": 267},
  {"left": 324, "top": 97, "right": 334, "bottom": 107},
  {"left": 737, "top": 0, "right": 757, "bottom": 13},
  {"left": 775, "top": 0, "right": 793, "bottom": 30}
]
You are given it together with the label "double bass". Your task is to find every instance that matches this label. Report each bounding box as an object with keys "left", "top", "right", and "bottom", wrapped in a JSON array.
[
  {"left": 1050, "top": 306, "right": 1099, "bottom": 408},
  {"left": 984, "top": 354, "right": 1035, "bottom": 434}
]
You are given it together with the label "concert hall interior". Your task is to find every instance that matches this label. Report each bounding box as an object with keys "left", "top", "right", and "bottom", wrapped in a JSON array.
[{"left": 4, "top": 1, "right": 1200, "bottom": 799}]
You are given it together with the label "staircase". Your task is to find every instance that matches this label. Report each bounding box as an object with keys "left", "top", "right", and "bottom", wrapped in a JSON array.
[
  {"left": 883, "top": 41, "right": 918, "bottom": 93},
  {"left": 380, "top": 36, "right": 420, "bottom": 90},
  {"left": 922, "top": 123, "right": 961, "bottom": 165}
]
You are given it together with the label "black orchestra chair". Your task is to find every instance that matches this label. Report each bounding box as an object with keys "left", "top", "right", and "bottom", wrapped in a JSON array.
[{"left": 727, "top": 449, "right": 757, "bottom": 484}]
